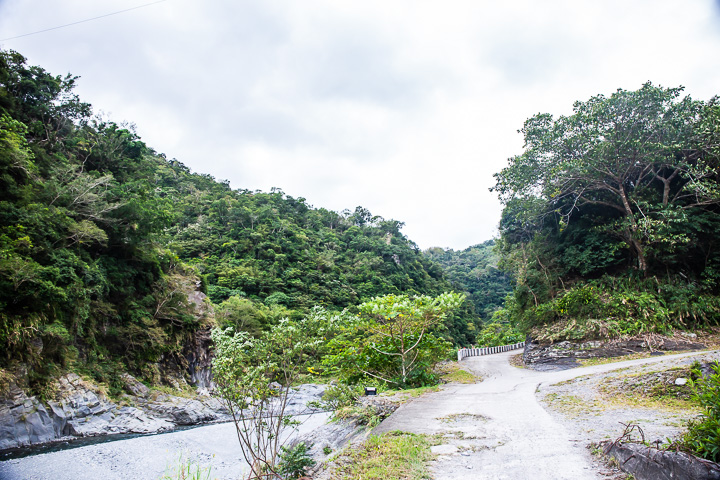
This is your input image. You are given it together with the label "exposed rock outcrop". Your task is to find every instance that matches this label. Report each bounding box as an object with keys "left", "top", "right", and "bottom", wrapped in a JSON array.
[
  {"left": 0, "top": 374, "right": 332, "bottom": 452},
  {"left": 523, "top": 336, "right": 706, "bottom": 371},
  {"left": 0, "top": 372, "right": 228, "bottom": 451},
  {"left": 0, "top": 387, "right": 55, "bottom": 450},
  {"left": 184, "top": 327, "right": 214, "bottom": 390},
  {"left": 603, "top": 442, "right": 720, "bottom": 480},
  {"left": 0, "top": 282, "right": 224, "bottom": 452}
]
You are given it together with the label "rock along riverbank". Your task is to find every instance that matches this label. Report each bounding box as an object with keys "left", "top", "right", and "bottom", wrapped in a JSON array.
[
  {"left": 0, "top": 372, "right": 231, "bottom": 452},
  {"left": 0, "top": 382, "right": 329, "bottom": 479}
]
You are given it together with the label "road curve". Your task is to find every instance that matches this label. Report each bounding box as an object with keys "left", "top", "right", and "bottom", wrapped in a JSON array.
[{"left": 374, "top": 349, "right": 708, "bottom": 480}]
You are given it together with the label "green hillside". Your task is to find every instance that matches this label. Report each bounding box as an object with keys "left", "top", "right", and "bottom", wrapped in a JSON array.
[
  {"left": 0, "top": 50, "right": 477, "bottom": 394},
  {"left": 424, "top": 240, "right": 512, "bottom": 321}
]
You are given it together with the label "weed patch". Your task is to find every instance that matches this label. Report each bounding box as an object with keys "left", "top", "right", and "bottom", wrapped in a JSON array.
[
  {"left": 330, "top": 431, "right": 439, "bottom": 480},
  {"left": 435, "top": 363, "right": 479, "bottom": 384}
]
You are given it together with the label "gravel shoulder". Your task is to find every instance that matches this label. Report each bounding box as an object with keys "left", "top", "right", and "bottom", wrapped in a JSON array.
[{"left": 537, "top": 350, "right": 720, "bottom": 475}]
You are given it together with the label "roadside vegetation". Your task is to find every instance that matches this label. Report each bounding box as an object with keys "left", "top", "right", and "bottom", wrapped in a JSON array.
[
  {"left": 328, "top": 431, "right": 439, "bottom": 480},
  {"left": 681, "top": 361, "right": 720, "bottom": 462}
]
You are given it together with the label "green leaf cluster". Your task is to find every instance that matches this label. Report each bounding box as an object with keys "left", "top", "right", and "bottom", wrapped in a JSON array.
[
  {"left": 323, "top": 293, "right": 462, "bottom": 388},
  {"left": 682, "top": 362, "right": 720, "bottom": 462},
  {"left": 277, "top": 442, "right": 316, "bottom": 479}
]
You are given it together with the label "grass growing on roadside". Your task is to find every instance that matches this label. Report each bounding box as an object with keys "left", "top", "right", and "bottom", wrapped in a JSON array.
[
  {"left": 332, "top": 431, "right": 438, "bottom": 480},
  {"left": 159, "top": 452, "right": 212, "bottom": 480},
  {"left": 381, "top": 385, "right": 440, "bottom": 400},
  {"left": 543, "top": 392, "right": 595, "bottom": 418},
  {"left": 443, "top": 368, "right": 477, "bottom": 383},
  {"left": 597, "top": 369, "right": 699, "bottom": 412},
  {"left": 334, "top": 404, "right": 387, "bottom": 429},
  {"left": 436, "top": 363, "right": 480, "bottom": 384},
  {"left": 442, "top": 364, "right": 482, "bottom": 384}
]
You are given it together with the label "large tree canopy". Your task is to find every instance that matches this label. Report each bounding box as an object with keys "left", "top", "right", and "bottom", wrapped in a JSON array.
[
  {"left": 492, "top": 84, "right": 720, "bottom": 338},
  {"left": 494, "top": 83, "right": 720, "bottom": 274}
]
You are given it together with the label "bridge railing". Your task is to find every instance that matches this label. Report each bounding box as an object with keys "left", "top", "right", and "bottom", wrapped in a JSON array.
[{"left": 457, "top": 342, "right": 525, "bottom": 361}]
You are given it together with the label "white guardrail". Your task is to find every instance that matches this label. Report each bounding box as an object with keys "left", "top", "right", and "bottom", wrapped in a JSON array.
[{"left": 457, "top": 342, "right": 525, "bottom": 361}]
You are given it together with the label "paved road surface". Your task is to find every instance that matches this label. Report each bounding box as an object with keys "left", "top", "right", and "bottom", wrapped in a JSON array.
[{"left": 375, "top": 349, "right": 708, "bottom": 480}]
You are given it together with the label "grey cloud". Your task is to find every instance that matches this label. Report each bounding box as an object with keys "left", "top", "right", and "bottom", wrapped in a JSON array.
[
  {"left": 302, "top": 36, "right": 422, "bottom": 106},
  {"left": 483, "top": 29, "right": 589, "bottom": 86}
]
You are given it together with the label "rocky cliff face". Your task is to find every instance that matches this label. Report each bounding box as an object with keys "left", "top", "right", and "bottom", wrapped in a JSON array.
[
  {"left": 0, "top": 277, "right": 226, "bottom": 451},
  {"left": 0, "top": 372, "right": 229, "bottom": 451},
  {"left": 184, "top": 326, "right": 214, "bottom": 390}
]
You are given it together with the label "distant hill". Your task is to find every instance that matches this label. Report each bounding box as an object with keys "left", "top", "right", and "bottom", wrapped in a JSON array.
[{"left": 424, "top": 240, "right": 513, "bottom": 322}]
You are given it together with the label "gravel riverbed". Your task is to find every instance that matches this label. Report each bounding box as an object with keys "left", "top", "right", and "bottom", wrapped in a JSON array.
[{"left": 0, "top": 412, "right": 330, "bottom": 480}]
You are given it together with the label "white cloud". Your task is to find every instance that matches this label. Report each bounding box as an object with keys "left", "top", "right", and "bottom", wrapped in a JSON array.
[{"left": 1, "top": 0, "right": 719, "bottom": 249}]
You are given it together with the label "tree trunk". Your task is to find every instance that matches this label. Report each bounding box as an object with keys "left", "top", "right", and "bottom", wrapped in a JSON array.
[
  {"left": 619, "top": 185, "right": 648, "bottom": 274},
  {"left": 631, "top": 237, "right": 648, "bottom": 274}
]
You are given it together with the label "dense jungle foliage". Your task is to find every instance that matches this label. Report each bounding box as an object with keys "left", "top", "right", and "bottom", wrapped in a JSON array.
[
  {"left": 424, "top": 240, "right": 512, "bottom": 321},
  {"left": 492, "top": 83, "right": 720, "bottom": 340},
  {"left": 0, "top": 51, "right": 479, "bottom": 394}
]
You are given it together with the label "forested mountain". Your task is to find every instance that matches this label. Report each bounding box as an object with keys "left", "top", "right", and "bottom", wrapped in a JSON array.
[
  {"left": 424, "top": 241, "right": 512, "bottom": 321},
  {"left": 0, "top": 51, "right": 476, "bottom": 394},
  {"left": 492, "top": 83, "right": 720, "bottom": 341}
]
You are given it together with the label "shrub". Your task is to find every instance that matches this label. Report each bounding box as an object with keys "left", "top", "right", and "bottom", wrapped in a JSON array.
[
  {"left": 277, "top": 442, "right": 316, "bottom": 479},
  {"left": 516, "top": 276, "right": 720, "bottom": 340},
  {"left": 682, "top": 361, "right": 720, "bottom": 462},
  {"left": 318, "top": 383, "right": 362, "bottom": 410},
  {"left": 475, "top": 319, "right": 523, "bottom": 347}
]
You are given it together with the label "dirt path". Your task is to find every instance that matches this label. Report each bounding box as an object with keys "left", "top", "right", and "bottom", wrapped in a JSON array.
[{"left": 374, "top": 349, "right": 712, "bottom": 480}]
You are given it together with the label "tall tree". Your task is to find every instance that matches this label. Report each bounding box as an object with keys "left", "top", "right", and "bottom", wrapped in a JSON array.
[{"left": 493, "top": 83, "right": 720, "bottom": 274}]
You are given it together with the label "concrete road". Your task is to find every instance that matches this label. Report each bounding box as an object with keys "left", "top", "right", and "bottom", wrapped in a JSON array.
[{"left": 374, "top": 349, "right": 709, "bottom": 480}]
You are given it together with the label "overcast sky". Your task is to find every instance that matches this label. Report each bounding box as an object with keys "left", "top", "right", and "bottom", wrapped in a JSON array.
[{"left": 1, "top": 1, "right": 720, "bottom": 250}]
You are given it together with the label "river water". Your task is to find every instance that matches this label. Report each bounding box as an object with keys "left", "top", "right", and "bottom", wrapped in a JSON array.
[{"left": 0, "top": 412, "right": 330, "bottom": 480}]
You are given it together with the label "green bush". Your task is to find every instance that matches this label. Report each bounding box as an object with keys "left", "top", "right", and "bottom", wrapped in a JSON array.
[
  {"left": 682, "top": 362, "right": 720, "bottom": 462},
  {"left": 323, "top": 293, "right": 461, "bottom": 389},
  {"left": 475, "top": 320, "right": 523, "bottom": 347},
  {"left": 515, "top": 276, "right": 720, "bottom": 339},
  {"left": 277, "top": 441, "right": 316, "bottom": 479},
  {"left": 318, "top": 383, "right": 362, "bottom": 410}
]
